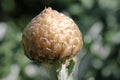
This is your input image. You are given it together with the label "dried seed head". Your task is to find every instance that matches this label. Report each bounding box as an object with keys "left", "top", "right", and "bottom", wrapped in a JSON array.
[{"left": 22, "top": 7, "right": 83, "bottom": 63}]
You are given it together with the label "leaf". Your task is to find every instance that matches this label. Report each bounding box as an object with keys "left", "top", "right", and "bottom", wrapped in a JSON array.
[
  {"left": 55, "top": 61, "right": 62, "bottom": 73},
  {"left": 67, "top": 59, "right": 75, "bottom": 76}
]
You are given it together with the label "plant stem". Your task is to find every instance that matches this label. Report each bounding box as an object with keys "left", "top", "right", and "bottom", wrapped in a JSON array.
[
  {"left": 42, "top": 59, "right": 75, "bottom": 80},
  {"left": 58, "top": 59, "right": 75, "bottom": 80},
  {"left": 58, "top": 64, "right": 68, "bottom": 80},
  {"left": 43, "top": 63, "right": 58, "bottom": 80}
]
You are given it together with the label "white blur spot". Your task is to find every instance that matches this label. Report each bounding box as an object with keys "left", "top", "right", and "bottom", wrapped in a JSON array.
[
  {"left": 88, "top": 22, "right": 103, "bottom": 40},
  {"left": 92, "top": 58, "right": 103, "bottom": 70},
  {"left": 25, "top": 64, "right": 38, "bottom": 77},
  {"left": 0, "top": 22, "right": 8, "bottom": 40},
  {"left": 84, "top": 34, "right": 92, "bottom": 43},
  {"left": 90, "top": 41, "right": 111, "bottom": 59},
  {"left": 87, "top": 77, "right": 95, "bottom": 80},
  {"left": 1, "top": 64, "right": 20, "bottom": 80}
]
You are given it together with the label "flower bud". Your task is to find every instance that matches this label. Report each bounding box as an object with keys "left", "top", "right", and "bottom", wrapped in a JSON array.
[{"left": 22, "top": 7, "right": 83, "bottom": 63}]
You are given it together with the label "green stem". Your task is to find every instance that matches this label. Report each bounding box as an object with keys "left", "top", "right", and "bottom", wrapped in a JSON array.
[
  {"left": 42, "top": 63, "right": 58, "bottom": 80},
  {"left": 42, "top": 59, "right": 75, "bottom": 80},
  {"left": 58, "top": 59, "right": 75, "bottom": 80}
]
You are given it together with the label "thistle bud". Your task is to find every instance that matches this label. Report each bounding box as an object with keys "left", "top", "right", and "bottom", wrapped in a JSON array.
[{"left": 22, "top": 7, "right": 83, "bottom": 63}]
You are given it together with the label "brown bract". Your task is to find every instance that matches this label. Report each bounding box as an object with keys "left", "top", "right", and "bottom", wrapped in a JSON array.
[{"left": 22, "top": 7, "right": 83, "bottom": 63}]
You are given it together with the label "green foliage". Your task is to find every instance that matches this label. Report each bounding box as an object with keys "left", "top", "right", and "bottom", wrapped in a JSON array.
[
  {"left": 0, "top": 0, "right": 120, "bottom": 80},
  {"left": 67, "top": 59, "right": 75, "bottom": 76}
]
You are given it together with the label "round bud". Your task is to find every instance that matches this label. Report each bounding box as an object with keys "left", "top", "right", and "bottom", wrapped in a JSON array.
[{"left": 22, "top": 7, "right": 83, "bottom": 63}]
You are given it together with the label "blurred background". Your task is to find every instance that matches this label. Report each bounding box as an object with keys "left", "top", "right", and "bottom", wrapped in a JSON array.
[{"left": 0, "top": 0, "right": 120, "bottom": 80}]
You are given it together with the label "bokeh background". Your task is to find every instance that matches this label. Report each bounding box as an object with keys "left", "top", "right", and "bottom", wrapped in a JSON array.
[{"left": 0, "top": 0, "right": 120, "bottom": 80}]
